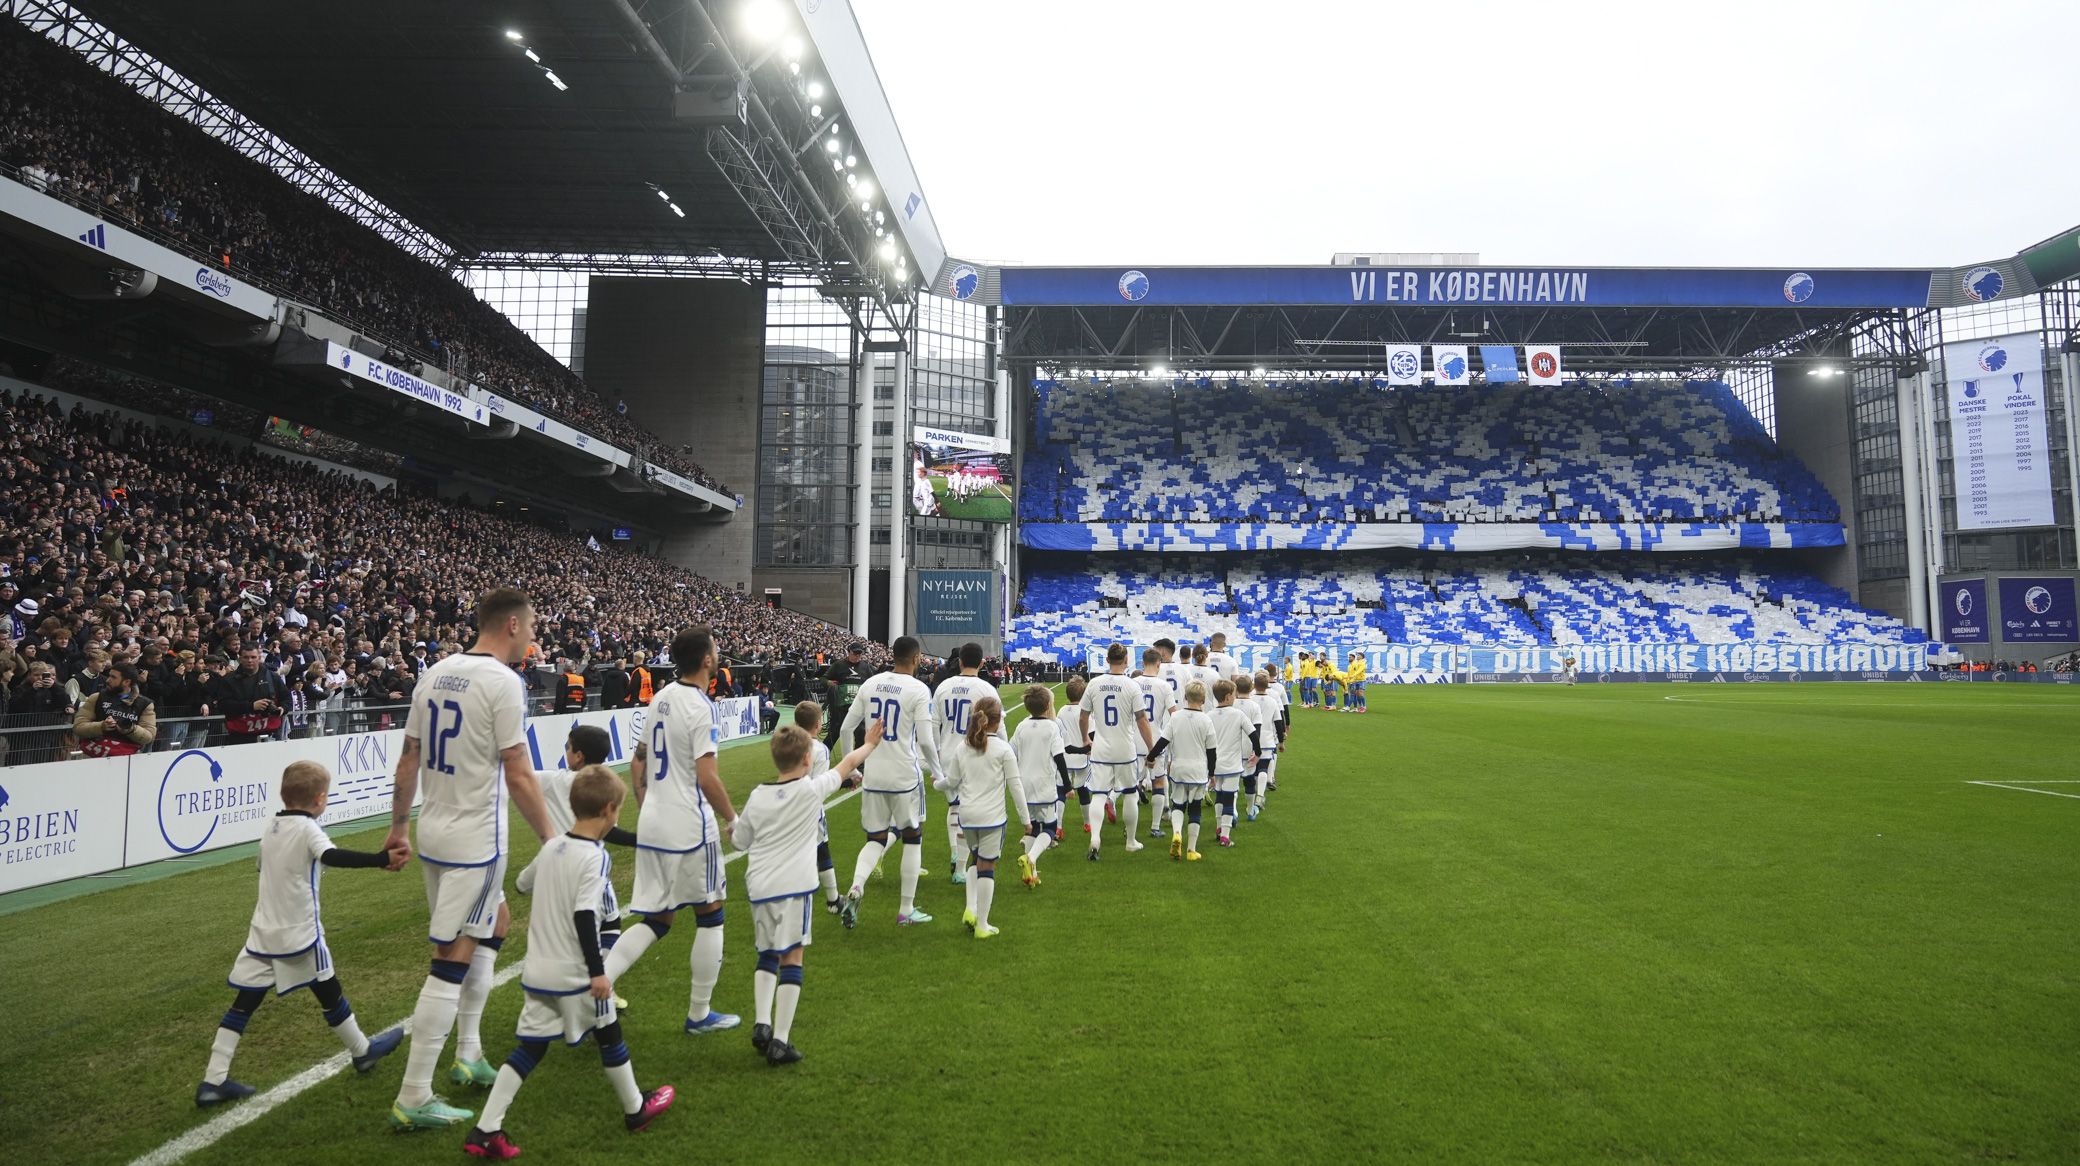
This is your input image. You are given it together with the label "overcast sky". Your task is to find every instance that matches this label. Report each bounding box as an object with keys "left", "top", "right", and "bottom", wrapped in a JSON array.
[{"left": 850, "top": 0, "right": 2080, "bottom": 269}]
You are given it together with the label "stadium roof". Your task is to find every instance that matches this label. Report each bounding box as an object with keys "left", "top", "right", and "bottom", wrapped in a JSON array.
[{"left": 63, "top": 0, "right": 944, "bottom": 289}]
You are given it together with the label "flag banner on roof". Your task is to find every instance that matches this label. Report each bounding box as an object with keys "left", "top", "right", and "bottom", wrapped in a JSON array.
[
  {"left": 1525, "top": 345, "right": 1563, "bottom": 384},
  {"left": 1479, "top": 346, "right": 1520, "bottom": 383},
  {"left": 1943, "top": 332, "right": 2053, "bottom": 531},
  {"left": 1385, "top": 344, "right": 1422, "bottom": 385},
  {"left": 1430, "top": 345, "right": 1470, "bottom": 385}
]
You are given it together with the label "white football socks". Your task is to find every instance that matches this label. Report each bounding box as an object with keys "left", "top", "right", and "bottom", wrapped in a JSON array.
[
  {"left": 974, "top": 874, "right": 996, "bottom": 931},
  {"left": 898, "top": 841, "right": 923, "bottom": 913},
  {"left": 477, "top": 1064, "right": 523, "bottom": 1132},
  {"left": 606, "top": 1060, "right": 642, "bottom": 1112},
  {"left": 1187, "top": 821, "right": 1201, "bottom": 852},
  {"left": 396, "top": 975, "right": 461, "bottom": 1107},
  {"left": 754, "top": 968, "right": 776, "bottom": 1027},
  {"left": 204, "top": 1026, "right": 240, "bottom": 1085},
  {"left": 454, "top": 945, "right": 498, "bottom": 1063},
  {"left": 687, "top": 924, "right": 725, "bottom": 1020},
  {"left": 1121, "top": 795, "right": 1140, "bottom": 841},
  {"left": 774, "top": 982, "right": 800, "bottom": 1043},
  {"left": 603, "top": 920, "right": 658, "bottom": 984},
  {"left": 849, "top": 839, "right": 886, "bottom": 899}
]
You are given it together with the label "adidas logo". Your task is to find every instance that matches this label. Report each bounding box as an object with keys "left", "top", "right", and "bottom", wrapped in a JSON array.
[{"left": 77, "top": 223, "right": 107, "bottom": 249}]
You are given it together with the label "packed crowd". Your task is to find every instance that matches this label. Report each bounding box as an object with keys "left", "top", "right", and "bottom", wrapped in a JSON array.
[
  {"left": 0, "top": 21, "right": 728, "bottom": 493},
  {"left": 0, "top": 385, "right": 880, "bottom": 762}
]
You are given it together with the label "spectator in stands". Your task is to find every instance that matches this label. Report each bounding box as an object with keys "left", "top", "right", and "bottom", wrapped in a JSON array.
[
  {"left": 72, "top": 661, "right": 156, "bottom": 757},
  {"left": 0, "top": 23, "right": 733, "bottom": 496},
  {"left": 213, "top": 646, "right": 286, "bottom": 746},
  {"left": 598, "top": 655, "right": 629, "bottom": 710},
  {"left": 556, "top": 658, "right": 587, "bottom": 713},
  {"left": 13, "top": 659, "right": 74, "bottom": 762}
]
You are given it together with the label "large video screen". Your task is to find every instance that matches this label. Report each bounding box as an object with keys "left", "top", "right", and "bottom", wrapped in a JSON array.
[{"left": 909, "top": 426, "right": 1014, "bottom": 523}]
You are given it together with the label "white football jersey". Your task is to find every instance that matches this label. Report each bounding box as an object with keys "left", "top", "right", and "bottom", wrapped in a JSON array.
[
  {"left": 1165, "top": 707, "right": 1215, "bottom": 782},
  {"left": 1210, "top": 704, "right": 1256, "bottom": 775},
  {"left": 732, "top": 771, "right": 844, "bottom": 901},
  {"left": 407, "top": 651, "right": 529, "bottom": 867},
  {"left": 808, "top": 739, "right": 831, "bottom": 775},
  {"left": 935, "top": 736, "right": 1024, "bottom": 829},
  {"left": 1055, "top": 705, "right": 1088, "bottom": 771},
  {"left": 244, "top": 812, "right": 336, "bottom": 958},
  {"left": 1079, "top": 671, "right": 1146, "bottom": 765},
  {"left": 1137, "top": 672, "right": 1174, "bottom": 739},
  {"left": 1206, "top": 651, "right": 1239, "bottom": 681},
  {"left": 1246, "top": 694, "right": 1270, "bottom": 748},
  {"left": 1011, "top": 716, "right": 1066, "bottom": 805},
  {"left": 1158, "top": 661, "right": 1192, "bottom": 713},
  {"left": 933, "top": 674, "right": 1004, "bottom": 764},
  {"left": 537, "top": 766, "right": 578, "bottom": 837},
  {"left": 636, "top": 681, "right": 720, "bottom": 852},
  {"left": 520, "top": 834, "right": 616, "bottom": 995},
  {"left": 838, "top": 670, "right": 938, "bottom": 793}
]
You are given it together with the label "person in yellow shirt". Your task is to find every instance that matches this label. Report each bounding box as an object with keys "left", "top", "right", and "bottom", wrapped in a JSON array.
[
  {"left": 1297, "top": 652, "right": 1319, "bottom": 709},
  {"left": 1344, "top": 651, "right": 1368, "bottom": 713},
  {"left": 1320, "top": 655, "right": 1342, "bottom": 710}
]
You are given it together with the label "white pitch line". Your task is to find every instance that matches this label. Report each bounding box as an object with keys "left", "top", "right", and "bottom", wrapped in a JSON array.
[
  {"left": 132, "top": 787, "right": 863, "bottom": 1166},
  {"left": 1965, "top": 781, "right": 2080, "bottom": 801}
]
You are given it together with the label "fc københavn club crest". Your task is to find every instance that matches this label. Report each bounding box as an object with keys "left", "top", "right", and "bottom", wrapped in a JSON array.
[
  {"left": 1118, "top": 270, "right": 1150, "bottom": 302},
  {"left": 1962, "top": 266, "right": 2004, "bottom": 303},
  {"left": 1782, "top": 273, "right": 1814, "bottom": 303}
]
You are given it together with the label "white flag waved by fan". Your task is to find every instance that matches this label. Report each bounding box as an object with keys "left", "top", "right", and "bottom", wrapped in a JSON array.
[
  {"left": 1525, "top": 345, "right": 1563, "bottom": 384},
  {"left": 1430, "top": 345, "right": 1470, "bottom": 386}
]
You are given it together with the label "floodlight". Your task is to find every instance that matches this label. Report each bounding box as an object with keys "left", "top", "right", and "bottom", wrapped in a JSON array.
[
  {"left": 504, "top": 29, "right": 523, "bottom": 41},
  {"left": 809, "top": 104, "right": 822, "bottom": 118},
  {"left": 544, "top": 70, "right": 567, "bottom": 91},
  {"left": 669, "top": 203, "right": 686, "bottom": 218},
  {"left": 824, "top": 137, "right": 840, "bottom": 154},
  {"left": 524, "top": 48, "right": 540, "bottom": 63},
  {"left": 740, "top": 0, "right": 787, "bottom": 44},
  {"left": 878, "top": 238, "right": 897, "bottom": 260},
  {"left": 783, "top": 36, "right": 804, "bottom": 61},
  {"left": 807, "top": 81, "right": 825, "bottom": 99},
  {"left": 844, "top": 154, "right": 857, "bottom": 169},
  {"left": 656, "top": 189, "right": 671, "bottom": 201}
]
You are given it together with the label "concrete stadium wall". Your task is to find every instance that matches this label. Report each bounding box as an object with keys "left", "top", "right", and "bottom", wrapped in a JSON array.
[
  {"left": 583, "top": 277, "right": 764, "bottom": 587},
  {"left": 750, "top": 566, "right": 853, "bottom": 627},
  {"left": 1772, "top": 362, "right": 1859, "bottom": 599}
]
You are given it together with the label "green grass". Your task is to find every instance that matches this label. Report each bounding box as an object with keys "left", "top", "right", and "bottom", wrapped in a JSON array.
[{"left": 5, "top": 684, "right": 2079, "bottom": 1164}]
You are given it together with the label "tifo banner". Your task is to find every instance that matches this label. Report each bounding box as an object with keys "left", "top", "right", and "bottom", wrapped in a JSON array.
[
  {"left": 1430, "top": 345, "right": 1470, "bottom": 385},
  {"left": 910, "top": 426, "right": 1014, "bottom": 523},
  {"left": 1525, "top": 345, "right": 1563, "bottom": 384},
  {"left": 1079, "top": 641, "right": 1924, "bottom": 677},
  {"left": 1997, "top": 577, "right": 2078, "bottom": 643},
  {"left": 1941, "top": 579, "right": 1990, "bottom": 643},
  {"left": 1944, "top": 333, "right": 2054, "bottom": 531},
  {"left": 915, "top": 570, "right": 995, "bottom": 637},
  {"left": 1020, "top": 520, "right": 1845, "bottom": 554},
  {"left": 1479, "top": 346, "right": 1520, "bottom": 383},
  {"left": 1385, "top": 343, "right": 1423, "bottom": 385}
]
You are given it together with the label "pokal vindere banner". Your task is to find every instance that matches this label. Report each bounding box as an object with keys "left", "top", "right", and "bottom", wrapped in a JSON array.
[
  {"left": 910, "top": 426, "right": 1013, "bottom": 523},
  {"left": 1944, "top": 333, "right": 2054, "bottom": 531}
]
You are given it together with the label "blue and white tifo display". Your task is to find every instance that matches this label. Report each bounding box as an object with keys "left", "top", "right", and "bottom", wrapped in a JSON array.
[
  {"left": 1945, "top": 333, "right": 2054, "bottom": 531},
  {"left": 1079, "top": 642, "right": 1931, "bottom": 677}
]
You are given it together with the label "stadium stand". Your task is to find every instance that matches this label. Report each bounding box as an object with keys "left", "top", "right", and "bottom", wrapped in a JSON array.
[
  {"left": 0, "top": 380, "right": 882, "bottom": 758},
  {"left": 1006, "top": 553, "right": 1923, "bottom": 662},
  {"left": 0, "top": 21, "right": 730, "bottom": 494},
  {"left": 1022, "top": 377, "right": 1838, "bottom": 525}
]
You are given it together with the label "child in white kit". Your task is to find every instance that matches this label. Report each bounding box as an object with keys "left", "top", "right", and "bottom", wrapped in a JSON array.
[
  {"left": 731, "top": 720, "right": 883, "bottom": 1065},
  {"left": 195, "top": 761, "right": 407, "bottom": 1108}
]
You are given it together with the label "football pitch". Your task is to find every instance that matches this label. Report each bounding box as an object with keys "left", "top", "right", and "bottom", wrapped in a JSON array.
[
  {"left": 3, "top": 684, "right": 2076, "bottom": 1164},
  {"left": 927, "top": 476, "right": 1014, "bottom": 523}
]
